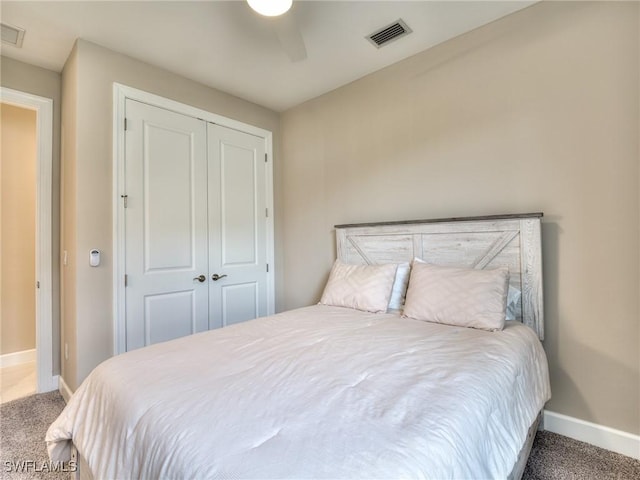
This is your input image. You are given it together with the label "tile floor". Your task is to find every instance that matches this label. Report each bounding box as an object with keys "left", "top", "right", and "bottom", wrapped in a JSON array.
[{"left": 0, "top": 360, "right": 36, "bottom": 404}]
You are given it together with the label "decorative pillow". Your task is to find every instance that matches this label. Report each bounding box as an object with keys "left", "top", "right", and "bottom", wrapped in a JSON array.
[
  {"left": 505, "top": 286, "right": 522, "bottom": 321},
  {"left": 387, "top": 262, "right": 411, "bottom": 312},
  {"left": 320, "top": 260, "right": 397, "bottom": 313},
  {"left": 403, "top": 262, "right": 510, "bottom": 331},
  {"left": 413, "top": 257, "right": 519, "bottom": 321}
]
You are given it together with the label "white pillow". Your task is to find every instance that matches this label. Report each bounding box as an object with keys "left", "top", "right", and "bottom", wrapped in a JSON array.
[
  {"left": 506, "top": 286, "right": 522, "bottom": 321},
  {"left": 387, "top": 262, "right": 411, "bottom": 312},
  {"left": 413, "top": 257, "right": 520, "bottom": 321},
  {"left": 403, "top": 262, "right": 510, "bottom": 331},
  {"left": 320, "top": 260, "right": 397, "bottom": 313}
]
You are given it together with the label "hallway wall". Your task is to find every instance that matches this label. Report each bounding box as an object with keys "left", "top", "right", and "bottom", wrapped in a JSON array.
[{"left": 1, "top": 103, "right": 36, "bottom": 355}]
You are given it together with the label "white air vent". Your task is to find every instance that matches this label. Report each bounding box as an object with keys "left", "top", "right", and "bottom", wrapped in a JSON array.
[
  {"left": 1, "top": 23, "right": 25, "bottom": 48},
  {"left": 367, "top": 19, "right": 412, "bottom": 48}
]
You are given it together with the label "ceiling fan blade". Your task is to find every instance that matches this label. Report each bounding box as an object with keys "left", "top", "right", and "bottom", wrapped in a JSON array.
[{"left": 273, "top": 13, "right": 307, "bottom": 62}]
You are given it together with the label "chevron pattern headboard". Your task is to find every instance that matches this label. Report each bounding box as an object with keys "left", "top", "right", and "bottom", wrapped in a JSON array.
[{"left": 335, "top": 213, "right": 544, "bottom": 340}]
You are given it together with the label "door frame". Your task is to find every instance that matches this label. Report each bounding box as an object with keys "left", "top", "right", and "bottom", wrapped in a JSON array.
[
  {"left": 112, "top": 83, "right": 275, "bottom": 355},
  {"left": 0, "top": 87, "right": 57, "bottom": 392}
]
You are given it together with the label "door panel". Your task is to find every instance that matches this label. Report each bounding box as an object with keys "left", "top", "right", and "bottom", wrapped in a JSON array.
[
  {"left": 220, "top": 143, "right": 258, "bottom": 266},
  {"left": 144, "top": 125, "right": 196, "bottom": 272},
  {"left": 125, "top": 99, "right": 209, "bottom": 351},
  {"left": 221, "top": 282, "right": 258, "bottom": 327},
  {"left": 145, "top": 291, "right": 196, "bottom": 345},
  {"left": 208, "top": 124, "right": 267, "bottom": 329}
]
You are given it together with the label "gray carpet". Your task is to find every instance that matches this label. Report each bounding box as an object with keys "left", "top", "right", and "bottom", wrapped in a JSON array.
[
  {"left": 1, "top": 392, "right": 639, "bottom": 480},
  {"left": 522, "top": 429, "right": 640, "bottom": 480},
  {"left": 0, "top": 392, "right": 70, "bottom": 480}
]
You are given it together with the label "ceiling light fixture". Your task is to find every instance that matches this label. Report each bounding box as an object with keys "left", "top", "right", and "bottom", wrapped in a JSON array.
[{"left": 247, "top": 0, "right": 292, "bottom": 17}]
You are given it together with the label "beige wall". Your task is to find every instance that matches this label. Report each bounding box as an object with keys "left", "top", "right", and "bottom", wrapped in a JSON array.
[
  {"left": 281, "top": 1, "right": 639, "bottom": 435},
  {"left": 0, "top": 57, "right": 62, "bottom": 372},
  {"left": 61, "top": 39, "right": 281, "bottom": 390},
  {"left": 1, "top": 103, "right": 36, "bottom": 354},
  {"left": 61, "top": 45, "right": 79, "bottom": 388},
  {"left": 32, "top": 0, "right": 640, "bottom": 436}
]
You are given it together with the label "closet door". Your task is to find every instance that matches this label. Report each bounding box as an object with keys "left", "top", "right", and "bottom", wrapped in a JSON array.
[
  {"left": 124, "top": 100, "right": 209, "bottom": 350},
  {"left": 207, "top": 124, "right": 268, "bottom": 328}
]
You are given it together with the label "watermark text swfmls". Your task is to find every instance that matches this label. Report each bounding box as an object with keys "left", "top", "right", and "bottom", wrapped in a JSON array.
[{"left": 3, "top": 460, "right": 78, "bottom": 473}]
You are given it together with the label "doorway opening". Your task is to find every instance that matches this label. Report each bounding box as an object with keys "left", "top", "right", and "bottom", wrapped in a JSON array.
[{"left": 0, "top": 87, "right": 56, "bottom": 401}]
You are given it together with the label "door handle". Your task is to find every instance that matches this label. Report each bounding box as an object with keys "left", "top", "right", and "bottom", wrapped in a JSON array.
[
  {"left": 211, "top": 274, "right": 228, "bottom": 281},
  {"left": 193, "top": 275, "right": 206, "bottom": 283}
]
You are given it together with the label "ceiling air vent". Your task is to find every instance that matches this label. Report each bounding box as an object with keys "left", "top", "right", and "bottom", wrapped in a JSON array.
[
  {"left": 367, "top": 19, "right": 412, "bottom": 48},
  {"left": 1, "top": 23, "right": 25, "bottom": 48}
]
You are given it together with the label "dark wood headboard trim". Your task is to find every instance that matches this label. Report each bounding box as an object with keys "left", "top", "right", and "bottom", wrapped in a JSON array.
[{"left": 335, "top": 212, "right": 543, "bottom": 229}]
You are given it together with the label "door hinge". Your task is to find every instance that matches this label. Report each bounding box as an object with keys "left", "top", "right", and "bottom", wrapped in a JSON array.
[
  {"left": 124, "top": 274, "right": 128, "bottom": 287},
  {"left": 124, "top": 118, "right": 128, "bottom": 131},
  {"left": 121, "top": 194, "right": 128, "bottom": 208},
  {"left": 265, "top": 153, "right": 267, "bottom": 163},
  {"left": 36, "top": 281, "right": 40, "bottom": 289},
  {"left": 266, "top": 264, "right": 269, "bottom": 273},
  {"left": 265, "top": 208, "right": 269, "bottom": 218}
]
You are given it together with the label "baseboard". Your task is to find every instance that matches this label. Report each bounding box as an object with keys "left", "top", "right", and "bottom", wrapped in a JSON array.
[
  {"left": 0, "top": 349, "right": 36, "bottom": 368},
  {"left": 58, "top": 376, "right": 73, "bottom": 403},
  {"left": 544, "top": 410, "right": 640, "bottom": 460}
]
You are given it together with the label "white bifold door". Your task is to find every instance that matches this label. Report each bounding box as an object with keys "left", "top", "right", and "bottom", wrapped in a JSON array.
[{"left": 124, "top": 99, "right": 269, "bottom": 351}]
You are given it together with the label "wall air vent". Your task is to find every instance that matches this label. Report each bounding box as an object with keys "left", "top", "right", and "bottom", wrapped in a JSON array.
[
  {"left": 367, "top": 19, "right": 412, "bottom": 48},
  {"left": 1, "top": 23, "right": 25, "bottom": 48}
]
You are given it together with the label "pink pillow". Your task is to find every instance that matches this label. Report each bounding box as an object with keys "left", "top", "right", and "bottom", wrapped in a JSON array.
[
  {"left": 320, "top": 260, "right": 397, "bottom": 313},
  {"left": 403, "top": 262, "right": 509, "bottom": 331}
]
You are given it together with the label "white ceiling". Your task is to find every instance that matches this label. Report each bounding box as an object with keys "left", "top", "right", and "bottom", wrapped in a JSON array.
[{"left": 0, "top": 1, "right": 536, "bottom": 112}]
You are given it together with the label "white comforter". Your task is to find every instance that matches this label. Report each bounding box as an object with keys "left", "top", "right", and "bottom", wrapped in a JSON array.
[{"left": 47, "top": 305, "right": 550, "bottom": 479}]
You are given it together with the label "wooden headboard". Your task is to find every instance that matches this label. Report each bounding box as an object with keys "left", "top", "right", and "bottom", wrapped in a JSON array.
[{"left": 335, "top": 213, "right": 544, "bottom": 340}]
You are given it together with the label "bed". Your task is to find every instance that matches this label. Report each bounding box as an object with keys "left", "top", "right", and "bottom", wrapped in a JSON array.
[{"left": 47, "top": 213, "right": 550, "bottom": 479}]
